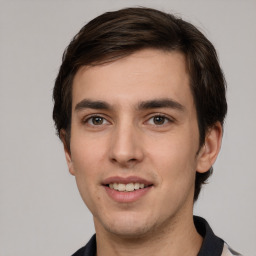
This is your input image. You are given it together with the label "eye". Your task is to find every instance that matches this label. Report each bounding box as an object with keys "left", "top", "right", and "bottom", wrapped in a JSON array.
[
  {"left": 85, "top": 115, "right": 109, "bottom": 126},
  {"left": 147, "top": 115, "right": 171, "bottom": 126}
]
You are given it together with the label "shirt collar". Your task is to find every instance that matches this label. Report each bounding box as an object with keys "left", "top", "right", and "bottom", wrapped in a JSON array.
[{"left": 194, "top": 216, "right": 224, "bottom": 256}]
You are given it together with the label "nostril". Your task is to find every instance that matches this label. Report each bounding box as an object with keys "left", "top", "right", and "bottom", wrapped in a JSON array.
[{"left": 110, "top": 156, "right": 138, "bottom": 164}]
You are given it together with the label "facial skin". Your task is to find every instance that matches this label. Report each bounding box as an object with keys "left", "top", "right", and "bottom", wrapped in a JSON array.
[{"left": 63, "top": 49, "right": 222, "bottom": 254}]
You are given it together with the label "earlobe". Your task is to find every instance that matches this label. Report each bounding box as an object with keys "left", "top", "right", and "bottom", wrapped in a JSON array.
[
  {"left": 196, "top": 122, "right": 223, "bottom": 173},
  {"left": 60, "top": 129, "right": 75, "bottom": 176}
]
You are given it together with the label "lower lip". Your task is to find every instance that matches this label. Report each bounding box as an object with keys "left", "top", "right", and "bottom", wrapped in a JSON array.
[{"left": 104, "top": 186, "right": 152, "bottom": 203}]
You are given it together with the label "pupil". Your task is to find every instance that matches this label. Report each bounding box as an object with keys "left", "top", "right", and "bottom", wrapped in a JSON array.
[
  {"left": 154, "top": 116, "right": 165, "bottom": 125},
  {"left": 93, "top": 117, "right": 103, "bottom": 125}
]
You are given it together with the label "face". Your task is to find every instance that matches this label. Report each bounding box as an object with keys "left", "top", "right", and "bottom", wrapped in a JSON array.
[{"left": 64, "top": 49, "right": 217, "bottom": 238}]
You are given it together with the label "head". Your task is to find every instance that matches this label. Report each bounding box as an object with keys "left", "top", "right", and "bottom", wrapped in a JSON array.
[{"left": 53, "top": 7, "right": 227, "bottom": 202}]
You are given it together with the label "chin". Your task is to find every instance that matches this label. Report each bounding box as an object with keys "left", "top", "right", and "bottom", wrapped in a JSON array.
[
  {"left": 106, "top": 223, "right": 153, "bottom": 238},
  {"left": 96, "top": 212, "right": 159, "bottom": 238}
]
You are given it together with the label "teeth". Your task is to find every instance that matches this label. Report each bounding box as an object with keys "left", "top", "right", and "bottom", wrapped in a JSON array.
[
  {"left": 118, "top": 184, "right": 126, "bottom": 192},
  {"left": 134, "top": 183, "right": 140, "bottom": 190},
  {"left": 113, "top": 183, "right": 118, "bottom": 190},
  {"left": 126, "top": 183, "right": 134, "bottom": 192},
  {"left": 108, "top": 182, "right": 148, "bottom": 192}
]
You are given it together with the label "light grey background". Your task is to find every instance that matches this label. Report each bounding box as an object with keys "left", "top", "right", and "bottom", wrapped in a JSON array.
[{"left": 0, "top": 0, "right": 255, "bottom": 255}]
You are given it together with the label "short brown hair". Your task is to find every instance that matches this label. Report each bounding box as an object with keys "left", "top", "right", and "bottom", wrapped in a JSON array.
[{"left": 53, "top": 7, "right": 227, "bottom": 201}]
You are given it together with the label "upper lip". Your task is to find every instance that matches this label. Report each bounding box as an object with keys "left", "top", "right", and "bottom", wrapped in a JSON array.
[{"left": 102, "top": 176, "right": 153, "bottom": 186}]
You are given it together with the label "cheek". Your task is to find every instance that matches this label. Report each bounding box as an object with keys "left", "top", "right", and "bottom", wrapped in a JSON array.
[
  {"left": 147, "top": 131, "right": 198, "bottom": 187},
  {"left": 70, "top": 131, "right": 108, "bottom": 171},
  {"left": 150, "top": 134, "right": 197, "bottom": 168},
  {"left": 69, "top": 135, "right": 108, "bottom": 209},
  {"left": 72, "top": 153, "right": 104, "bottom": 216}
]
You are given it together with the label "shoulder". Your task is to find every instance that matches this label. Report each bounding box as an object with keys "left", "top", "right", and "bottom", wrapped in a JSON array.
[
  {"left": 221, "top": 243, "right": 243, "bottom": 256},
  {"left": 71, "top": 234, "right": 96, "bottom": 256},
  {"left": 194, "top": 216, "right": 243, "bottom": 256},
  {"left": 71, "top": 246, "right": 86, "bottom": 256}
]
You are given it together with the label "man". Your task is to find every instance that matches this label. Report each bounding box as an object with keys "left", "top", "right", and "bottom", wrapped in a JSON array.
[{"left": 53, "top": 7, "right": 241, "bottom": 256}]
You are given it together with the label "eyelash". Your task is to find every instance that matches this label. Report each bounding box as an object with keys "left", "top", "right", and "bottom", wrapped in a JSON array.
[
  {"left": 83, "top": 115, "right": 109, "bottom": 126},
  {"left": 82, "top": 114, "right": 173, "bottom": 127},
  {"left": 146, "top": 114, "right": 173, "bottom": 126}
]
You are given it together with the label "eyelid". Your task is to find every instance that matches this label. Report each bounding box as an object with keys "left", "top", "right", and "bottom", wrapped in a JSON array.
[
  {"left": 81, "top": 113, "right": 174, "bottom": 126},
  {"left": 82, "top": 114, "right": 111, "bottom": 126},
  {"left": 145, "top": 113, "right": 174, "bottom": 125}
]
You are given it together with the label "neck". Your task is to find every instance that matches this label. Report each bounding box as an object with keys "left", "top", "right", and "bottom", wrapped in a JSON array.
[{"left": 95, "top": 214, "right": 202, "bottom": 256}]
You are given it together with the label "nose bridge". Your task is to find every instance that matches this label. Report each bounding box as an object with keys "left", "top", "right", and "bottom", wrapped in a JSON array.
[{"left": 109, "top": 117, "right": 143, "bottom": 166}]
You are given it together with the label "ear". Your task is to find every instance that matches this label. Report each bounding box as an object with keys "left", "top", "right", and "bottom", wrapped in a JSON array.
[
  {"left": 196, "top": 122, "right": 223, "bottom": 173},
  {"left": 60, "top": 129, "right": 75, "bottom": 176}
]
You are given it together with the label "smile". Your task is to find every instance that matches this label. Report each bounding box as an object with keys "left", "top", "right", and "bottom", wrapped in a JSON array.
[
  {"left": 108, "top": 183, "right": 150, "bottom": 192},
  {"left": 102, "top": 176, "right": 154, "bottom": 203}
]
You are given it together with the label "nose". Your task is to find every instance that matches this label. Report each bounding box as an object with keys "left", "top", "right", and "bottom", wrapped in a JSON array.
[{"left": 109, "top": 122, "right": 144, "bottom": 168}]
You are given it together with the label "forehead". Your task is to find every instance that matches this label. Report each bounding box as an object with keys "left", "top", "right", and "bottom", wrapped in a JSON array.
[{"left": 72, "top": 49, "right": 193, "bottom": 110}]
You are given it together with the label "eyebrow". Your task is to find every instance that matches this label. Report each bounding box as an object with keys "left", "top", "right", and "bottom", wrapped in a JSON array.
[
  {"left": 74, "top": 98, "right": 185, "bottom": 112},
  {"left": 75, "top": 99, "right": 111, "bottom": 111},
  {"left": 137, "top": 98, "right": 185, "bottom": 112}
]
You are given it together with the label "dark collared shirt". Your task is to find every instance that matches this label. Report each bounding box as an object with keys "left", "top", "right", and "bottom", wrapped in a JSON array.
[{"left": 71, "top": 216, "right": 242, "bottom": 256}]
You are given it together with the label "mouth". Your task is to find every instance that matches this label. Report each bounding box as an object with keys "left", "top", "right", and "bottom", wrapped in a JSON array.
[
  {"left": 105, "top": 182, "right": 152, "bottom": 192},
  {"left": 102, "top": 176, "right": 154, "bottom": 202}
]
